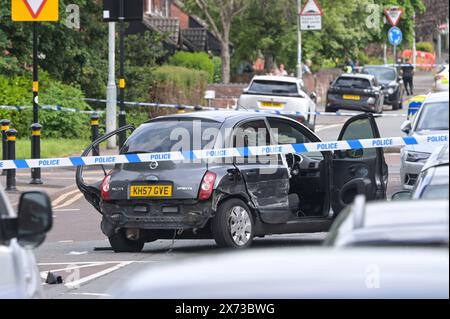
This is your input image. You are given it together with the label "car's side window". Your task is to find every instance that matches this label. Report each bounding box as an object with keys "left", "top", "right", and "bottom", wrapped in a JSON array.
[
  {"left": 267, "top": 118, "right": 323, "bottom": 159},
  {"left": 233, "top": 120, "right": 275, "bottom": 165},
  {"left": 339, "top": 118, "right": 376, "bottom": 159}
]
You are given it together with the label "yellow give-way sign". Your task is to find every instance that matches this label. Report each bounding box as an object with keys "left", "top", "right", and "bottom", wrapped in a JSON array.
[{"left": 12, "top": 0, "right": 59, "bottom": 22}]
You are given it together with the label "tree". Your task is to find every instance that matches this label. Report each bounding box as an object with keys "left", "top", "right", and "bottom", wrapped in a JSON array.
[{"left": 185, "top": 0, "right": 250, "bottom": 83}]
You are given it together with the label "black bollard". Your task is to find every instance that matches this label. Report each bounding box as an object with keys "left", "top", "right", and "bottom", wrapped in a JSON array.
[
  {"left": 30, "top": 123, "right": 43, "bottom": 185},
  {"left": 5, "top": 129, "right": 17, "bottom": 191},
  {"left": 91, "top": 113, "right": 100, "bottom": 156},
  {"left": 1, "top": 119, "right": 11, "bottom": 176}
]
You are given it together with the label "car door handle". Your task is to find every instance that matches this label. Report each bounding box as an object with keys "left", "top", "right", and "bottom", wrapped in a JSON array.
[{"left": 245, "top": 170, "right": 258, "bottom": 176}]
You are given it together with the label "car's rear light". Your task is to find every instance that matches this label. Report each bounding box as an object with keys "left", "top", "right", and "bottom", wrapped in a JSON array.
[
  {"left": 198, "top": 171, "right": 216, "bottom": 201},
  {"left": 101, "top": 175, "right": 112, "bottom": 200}
]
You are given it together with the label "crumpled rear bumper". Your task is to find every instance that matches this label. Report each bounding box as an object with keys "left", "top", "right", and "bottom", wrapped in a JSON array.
[{"left": 100, "top": 199, "right": 213, "bottom": 231}]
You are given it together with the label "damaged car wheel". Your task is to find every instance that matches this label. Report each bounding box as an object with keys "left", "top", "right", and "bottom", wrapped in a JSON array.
[
  {"left": 109, "top": 229, "right": 145, "bottom": 253},
  {"left": 212, "top": 199, "right": 254, "bottom": 249}
]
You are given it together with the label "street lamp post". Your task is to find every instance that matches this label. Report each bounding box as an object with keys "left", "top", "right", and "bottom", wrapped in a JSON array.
[{"left": 297, "top": 0, "right": 302, "bottom": 79}]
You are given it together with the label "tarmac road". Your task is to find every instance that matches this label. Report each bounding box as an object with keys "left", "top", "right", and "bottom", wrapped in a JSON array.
[{"left": 3, "top": 71, "right": 436, "bottom": 299}]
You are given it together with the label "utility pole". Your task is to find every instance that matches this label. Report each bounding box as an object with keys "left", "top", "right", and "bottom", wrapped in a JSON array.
[
  {"left": 118, "top": 0, "right": 127, "bottom": 149},
  {"left": 106, "top": 22, "right": 117, "bottom": 149},
  {"left": 297, "top": 0, "right": 302, "bottom": 79},
  {"left": 412, "top": 11, "right": 417, "bottom": 69}
]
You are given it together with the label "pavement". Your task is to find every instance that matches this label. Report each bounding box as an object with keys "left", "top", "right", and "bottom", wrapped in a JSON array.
[{"left": 1, "top": 71, "right": 436, "bottom": 299}]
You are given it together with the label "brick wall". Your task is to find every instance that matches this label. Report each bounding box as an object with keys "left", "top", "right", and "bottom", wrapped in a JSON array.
[{"left": 171, "top": 2, "right": 189, "bottom": 29}]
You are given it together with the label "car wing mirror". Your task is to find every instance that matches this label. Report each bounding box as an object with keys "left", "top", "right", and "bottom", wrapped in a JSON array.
[
  {"left": 17, "top": 191, "right": 53, "bottom": 248},
  {"left": 391, "top": 190, "right": 412, "bottom": 201},
  {"left": 243, "top": 87, "right": 249, "bottom": 93},
  {"left": 400, "top": 120, "right": 412, "bottom": 134},
  {"left": 309, "top": 92, "right": 317, "bottom": 102}
]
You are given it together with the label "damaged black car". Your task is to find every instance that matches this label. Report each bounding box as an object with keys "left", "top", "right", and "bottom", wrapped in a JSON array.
[{"left": 76, "top": 111, "right": 388, "bottom": 252}]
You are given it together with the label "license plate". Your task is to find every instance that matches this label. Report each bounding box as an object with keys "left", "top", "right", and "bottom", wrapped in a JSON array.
[
  {"left": 129, "top": 185, "right": 172, "bottom": 198},
  {"left": 260, "top": 101, "right": 283, "bottom": 108},
  {"left": 343, "top": 95, "right": 361, "bottom": 101}
]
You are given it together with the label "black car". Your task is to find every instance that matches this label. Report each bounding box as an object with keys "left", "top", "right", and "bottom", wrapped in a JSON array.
[
  {"left": 362, "top": 65, "right": 404, "bottom": 110},
  {"left": 76, "top": 111, "right": 388, "bottom": 252},
  {"left": 326, "top": 74, "right": 384, "bottom": 113}
]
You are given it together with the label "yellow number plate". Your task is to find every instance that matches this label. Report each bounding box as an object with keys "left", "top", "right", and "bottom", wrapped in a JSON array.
[
  {"left": 129, "top": 185, "right": 172, "bottom": 198},
  {"left": 343, "top": 95, "right": 361, "bottom": 101},
  {"left": 260, "top": 101, "right": 283, "bottom": 108}
]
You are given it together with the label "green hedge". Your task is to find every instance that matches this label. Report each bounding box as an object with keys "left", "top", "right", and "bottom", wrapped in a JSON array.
[
  {"left": 0, "top": 72, "right": 94, "bottom": 139},
  {"left": 151, "top": 65, "right": 209, "bottom": 106},
  {"left": 168, "top": 52, "right": 215, "bottom": 83},
  {"left": 416, "top": 42, "right": 434, "bottom": 53}
]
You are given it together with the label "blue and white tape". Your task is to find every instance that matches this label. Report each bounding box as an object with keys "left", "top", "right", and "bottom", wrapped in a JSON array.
[
  {"left": 0, "top": 105, "right": 103, "bottom": 115},
  {"left": 1, "top": 134, "right": 448, "bottom": 170}
]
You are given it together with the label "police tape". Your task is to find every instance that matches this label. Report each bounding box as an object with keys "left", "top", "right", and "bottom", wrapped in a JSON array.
[
  {"left": 0, "top": 105, "right": 103, "bottom": 115},
  {"left": 83, "top": 98, "right": 408, "bottom": 118},
  {"left": 0, "top": 134, "right": 448, "bottom": 170}
]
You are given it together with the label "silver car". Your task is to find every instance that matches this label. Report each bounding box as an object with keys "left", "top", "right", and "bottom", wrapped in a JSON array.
[
  {"left": 393, "top": 145, "right": 449, "bottom": 200},
  {"left": 400, "top": 91, "right": 449, "bottom": 188},
  {"left": 237, "top": 75, "right": 317, "bottom": 131},
  {"left": 0, "top": 188, "right": 53, "bottom": 298}
]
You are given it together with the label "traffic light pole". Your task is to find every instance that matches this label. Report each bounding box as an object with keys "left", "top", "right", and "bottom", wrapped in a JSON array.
[
  {"left": 118, "top": 0, "right": 127, "bottom": 149},
  {"left": 31, "top": 21, "right": 42, "bottom": 185}
]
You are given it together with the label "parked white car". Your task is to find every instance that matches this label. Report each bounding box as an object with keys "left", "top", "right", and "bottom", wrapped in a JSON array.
[
  {"left": 237, "top": 76, "right": 317, "bottom": 131},
  {"left": 0, "top": 187, "right": 53, "bottom": 298},
  {"left": 400, "top": 91, "right": 449, "bottom": 188},
  {"left": 434, "top": 65, "right": 449, "bottom": 92}
]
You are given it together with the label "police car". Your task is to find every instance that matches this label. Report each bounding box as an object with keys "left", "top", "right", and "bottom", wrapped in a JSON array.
[{"left": 76, "top": 111, "right": 388, "bottom": 252}]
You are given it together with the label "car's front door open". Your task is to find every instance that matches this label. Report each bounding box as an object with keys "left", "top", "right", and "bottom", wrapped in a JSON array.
[{"left": 332, "top": 114, "right": 388, "bottom": 215}]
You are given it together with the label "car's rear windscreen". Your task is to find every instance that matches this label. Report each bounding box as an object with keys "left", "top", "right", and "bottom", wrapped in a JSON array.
[
  {"left": 335, "top": 77, "right": 371, "bottom": 89},
  {"left": 122, "top": 120, "right": 222, "bottom": 153},
  {"left": 248, "top": 80, "right": 299, "bottom": 96}
]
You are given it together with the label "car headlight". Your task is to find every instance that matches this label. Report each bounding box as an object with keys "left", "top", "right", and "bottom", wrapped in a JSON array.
[
  {"left": 388, "top": 88, "right": 395, "bottom": 95},
  {"left": 367, "top": 97, "right": 376, "bottom": 104},
  {"left": 405, "top": 151, "right": 431, "bottom": 163}
]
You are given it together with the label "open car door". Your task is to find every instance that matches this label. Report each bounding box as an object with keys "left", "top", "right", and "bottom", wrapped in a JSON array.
[
  {"left": 76, "top": 125, "right": 135, "bottom": 213},
  {"left": 332, "top": 114, "right": 388, "bottom": 215}
]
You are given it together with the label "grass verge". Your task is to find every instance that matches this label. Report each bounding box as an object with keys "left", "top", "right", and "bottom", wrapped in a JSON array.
[{"left": 14, "top": 139, "right": 91, "bottom": 160}]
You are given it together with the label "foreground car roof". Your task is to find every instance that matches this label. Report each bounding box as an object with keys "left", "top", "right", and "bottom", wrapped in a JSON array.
[
  {"left": 110, "top": 247, "right": 449, "bottom": 299},
  {"left": 424, "top": 91, "right": 449, "bottom": 103},
  {"left": 148, "top": 110, "right": 278, "bottom": 124},
  {"left": 423, "top": 145, "right": 449, "bottom": 171}
]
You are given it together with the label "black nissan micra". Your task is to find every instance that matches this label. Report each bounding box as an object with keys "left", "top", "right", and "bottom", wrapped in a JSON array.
[{"left": 77, "top": 111, "right": 388, "bottom": 252}]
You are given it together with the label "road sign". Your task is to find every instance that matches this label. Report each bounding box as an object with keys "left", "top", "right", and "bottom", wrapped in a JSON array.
[
  {"left": 388, "top": 27, "right": 403, "bottom": 46},
  {"left": 384, "top": 8, "right": 403, "bottom": 27},
  {"left": 300, "top": 0, "right": 323, "bottom": 31},
  {"left": 12, "top": 0, "right": 59, "bottom": 21}
]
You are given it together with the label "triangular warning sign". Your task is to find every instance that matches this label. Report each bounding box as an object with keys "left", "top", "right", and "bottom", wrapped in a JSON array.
[
  {"left": 300, "top": 0, "right": 323, "bottom": 16},
  {"left": 384, "top": 8, "right": 403, "bottom": 26},
  {"left": 22, "top": 0, "right": 48, "bottom": 19}
]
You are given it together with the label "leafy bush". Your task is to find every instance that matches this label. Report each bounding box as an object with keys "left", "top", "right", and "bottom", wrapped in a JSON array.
[
  {"left": 168, "top": 52, "right": 215, "bottom": 83},
  {"left": 416, "top": 42, "right": 434, "bottom": 53},
  {"left": 151, "top": 65, "right": 208, "bottom": 107},
  {"left": 212, "top": 57, "right": 222, "bottom": 83},
  {"left": 0, "top": 72, "right": 94, "bottom": 139}
]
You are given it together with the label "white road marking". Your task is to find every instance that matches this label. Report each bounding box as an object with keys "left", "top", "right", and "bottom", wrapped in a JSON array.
[
  {"left": 38, "top": 261, "right": 155, "bottom": 266},
  {"left": 39, "top": 263, "right": 106, "bottom": 280},
  {"left": 65, "top": 261, "right": 134, "bottom": 289},
  {"left": 52, "top": 188, "right": 80, "bottom": 207},
  {"left": 67, "top": 251, "right": 89, "bottom": 256},
  {"left": 53, "top": 193, "right": 84, "bottom": 210},
  {"left": 53, "top": 208, "right": 81, "bottom": 212},
  {"left": 58, "top": 240, "right": 74, "bottom": 243}
]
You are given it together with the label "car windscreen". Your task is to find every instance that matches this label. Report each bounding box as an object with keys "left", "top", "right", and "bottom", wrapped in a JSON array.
[
  {"left": 334, "top": 77, "right": 371, "bottom": 89},
  {"left": 363, "top": 68, "right": 396, "bottom": 81},
  {"left": 248, "top": 80, "right": 300, "bottom": 96},
  {"left": 421, "top": 184, "right": 449, "bottom": 199},
  {"left": 416, "top": 102, "right": 449, "bottom": 131},
  {"left": 122, "top": 120, "right": 222, "bottom": 153}
]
